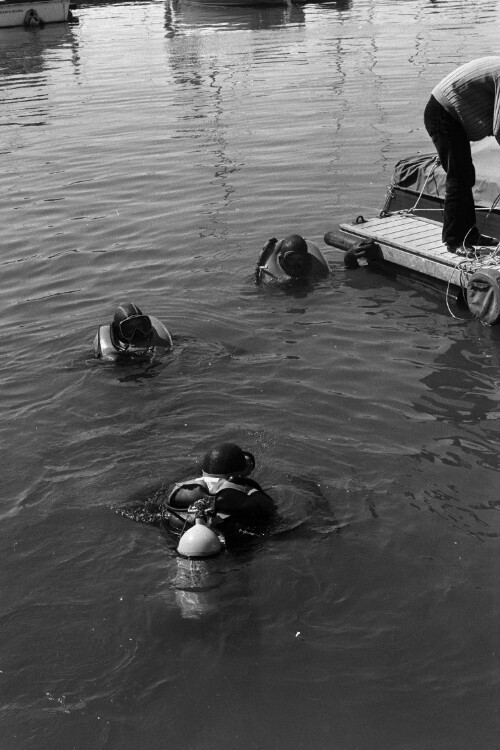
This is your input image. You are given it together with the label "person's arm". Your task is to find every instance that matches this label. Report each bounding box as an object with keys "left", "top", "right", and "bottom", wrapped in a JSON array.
[{"left": 214, "top": 479, "right": 276, "bottom": 519}]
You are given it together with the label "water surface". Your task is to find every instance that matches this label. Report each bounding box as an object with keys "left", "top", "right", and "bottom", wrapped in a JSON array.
[{"left": 2, "top": 1, "right": 500, "bottom": 748}]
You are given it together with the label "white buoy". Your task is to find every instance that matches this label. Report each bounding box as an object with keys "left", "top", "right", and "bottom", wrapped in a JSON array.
[{"left": 176, "top": 518, "right": 222, "bottom": 559}]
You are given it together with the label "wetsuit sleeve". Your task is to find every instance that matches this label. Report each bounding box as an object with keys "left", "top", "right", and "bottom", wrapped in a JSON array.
[{"left": 214, "top": 479, "right": 276, "bottom": 519}]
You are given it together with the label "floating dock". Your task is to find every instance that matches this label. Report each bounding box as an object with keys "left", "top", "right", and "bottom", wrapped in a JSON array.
[{"left": 325, "top": 212, "right": 500, "bottom": 325}]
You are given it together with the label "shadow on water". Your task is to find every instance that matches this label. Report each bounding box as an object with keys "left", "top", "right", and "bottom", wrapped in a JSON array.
[
  {"left": 334, "top": 254, "right": 472, "bottom": 324},
  {"left": 86, "top": 355, "right": 167, "bottom": 383},
  {"left": 85, "top": 334, "right": 235, "bottom": 383},
  {"left": 254, "top": 280, "right": 328, "bottom": 300}
]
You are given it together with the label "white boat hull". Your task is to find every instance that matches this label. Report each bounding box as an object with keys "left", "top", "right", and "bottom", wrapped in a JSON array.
[{"left": 0, "top": 0, "right": 70, "bottom": 27}]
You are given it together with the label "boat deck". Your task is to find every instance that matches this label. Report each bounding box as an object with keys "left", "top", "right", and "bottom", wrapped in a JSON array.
[{"left": 338, "top": 212, "right": 500, "bottom": 287}]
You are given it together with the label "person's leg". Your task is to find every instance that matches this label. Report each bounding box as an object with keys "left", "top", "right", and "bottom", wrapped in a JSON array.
[
  {"left": 424, "top": 96, "right": 476, "bottom": 246},
  {"left": 444, "top": 121, "right": 476, "bottom": 245}
]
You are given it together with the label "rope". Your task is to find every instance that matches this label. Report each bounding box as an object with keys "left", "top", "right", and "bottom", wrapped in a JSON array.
[
  {"left": 381, "top": 172, "right": 500, "bottom": 322},
  {"left": 409, "top": 156, "right": 441, "bottom": 214},
  {"left": 444, "top": 256, "right": 472, "bottom": 321},
  {"left": 478, "top": 191, "right": 500, "bottom": 236},
  {"left": 380, "top": 160, "right": 442, "bottom": 218}
]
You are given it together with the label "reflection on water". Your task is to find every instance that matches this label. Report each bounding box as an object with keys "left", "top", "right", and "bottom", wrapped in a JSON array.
[
  {"left": 165, "top": 0, "right": 308, "bottom": 32},
  {"left": 165, "top": 0, "right": 354, "bottom": 34},
  {"left": 0, "top": 23, "right": 79, "bottom": 79},
  {"left": 171, "top": 556, "right": 227, "bottom": 618},
  {"left": 0, "top": 23, "right": 79, "bottom": 130}
]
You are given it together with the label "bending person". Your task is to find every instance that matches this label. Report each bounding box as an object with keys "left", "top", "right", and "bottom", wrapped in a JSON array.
[
  {"left": 93, "top": 302, "right": 172, "bottom": 361},
  {"left": 424, "top": 57, "right": 500, "bottom": 254}
]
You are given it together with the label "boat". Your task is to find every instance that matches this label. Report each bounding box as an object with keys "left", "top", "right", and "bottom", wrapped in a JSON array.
[
  {"left": 381, "top": 137, "right": 500, "bottom": 239},
  {"left": 0, "top": 0, "right": 71, "bottom": 27},
  {"left": 324, "top": 138, "right": 500, "bottom": 325}
]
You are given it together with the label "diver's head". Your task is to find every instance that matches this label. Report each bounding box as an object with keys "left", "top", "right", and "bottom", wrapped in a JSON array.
[
  {"left": 201, "top": 443, "right": 255, "bottom": 478},
  {"left": 113, "top": 302, "right": 154, "bottom": 347},
  {"left": 278, "top": 234, "right": 313, "bottom": 278}
]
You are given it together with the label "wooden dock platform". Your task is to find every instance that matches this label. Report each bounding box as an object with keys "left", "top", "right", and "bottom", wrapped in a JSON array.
[
  {"left": 325, "top": 212, "right": 500, "bottom": 324},
  {"left": 338, "top": 213, "right": 500, "bottom": 285}
]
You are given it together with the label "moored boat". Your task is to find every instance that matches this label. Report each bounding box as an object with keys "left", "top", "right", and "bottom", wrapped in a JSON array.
[
  {"left": 381, "top": 137, "right": 500, "bottom": 239},
  {"left": 0, "top": 0, "right": 71, "bottom": 27}
]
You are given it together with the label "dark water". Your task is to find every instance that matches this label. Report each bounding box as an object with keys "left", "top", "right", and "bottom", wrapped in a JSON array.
[{"left": 2, "top": 0, "right": 500, "bottom": 748}]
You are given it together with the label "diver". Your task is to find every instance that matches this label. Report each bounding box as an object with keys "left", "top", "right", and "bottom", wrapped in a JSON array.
[
  {"left": 93, "top": 302, "right": 172, "bottom": 361},
  {"left": 165, "top": 442, "right": 276, "bottom": 542},
  {"left": 255, "top": 233, "right": 329, "bottom": 284}
]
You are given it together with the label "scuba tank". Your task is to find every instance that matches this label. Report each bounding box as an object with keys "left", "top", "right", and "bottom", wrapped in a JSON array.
[{"left": 176, "top": 499, "right": 222, "bottom": 559}]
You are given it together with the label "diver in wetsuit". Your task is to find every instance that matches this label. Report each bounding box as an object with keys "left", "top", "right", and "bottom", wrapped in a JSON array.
[
  {"left": 93, "top": 302, "right": 172, "bottom": 361},
  {"left": 255, "top": 233, "right": 329, "bottom": 283},
  {"left": 167, "top": 443, "right": 276, "bottom": 539}
]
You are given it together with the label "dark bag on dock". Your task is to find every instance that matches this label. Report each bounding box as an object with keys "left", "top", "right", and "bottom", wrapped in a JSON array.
[{"left": 467, "top": 268, "right": 500, "bottom": 325}]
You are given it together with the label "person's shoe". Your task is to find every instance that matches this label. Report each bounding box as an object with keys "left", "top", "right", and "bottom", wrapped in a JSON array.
[
  {"left": 475, "top": 234, "right": 498, "bottom": 247},
  {"left": 466, "top": 229, "right": 498, "bottom": 247},
  {"left": 446, "top": 243, "right": 474, "bottom": 257}
]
